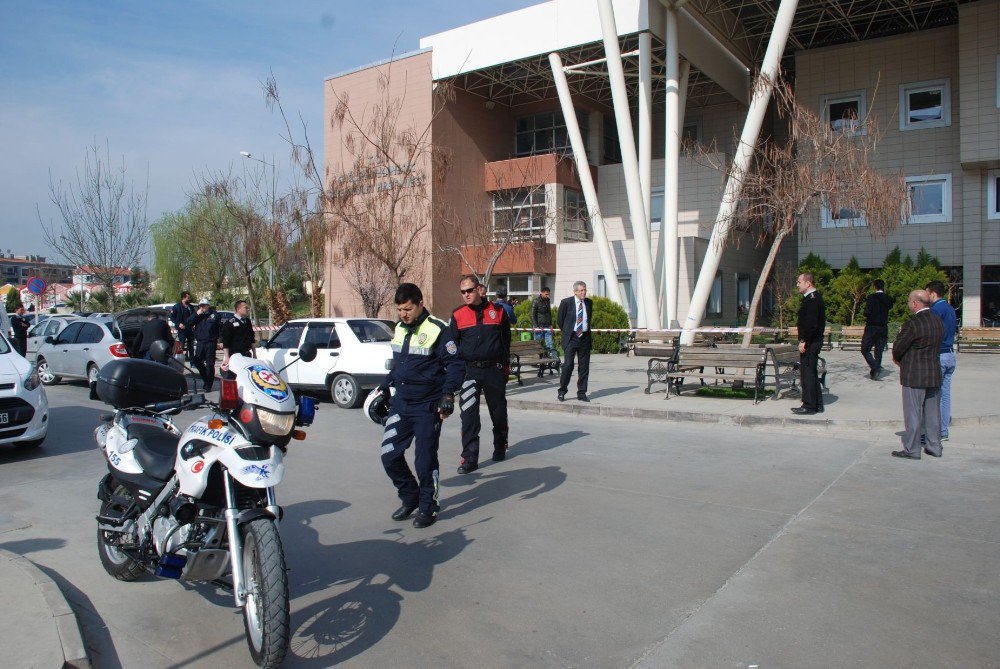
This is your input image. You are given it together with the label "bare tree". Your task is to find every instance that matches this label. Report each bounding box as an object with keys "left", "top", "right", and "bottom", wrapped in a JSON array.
[
  {"left": 341, "top": 250, "right": 396, "bottom": 318},
  {"left": 436, "top": 158, "right": 567, "bottom": 289},
  {"left": 695, "top": 77, "right": 909, "bottom": 346},
  {"left": 40, "top": 141, "right": 148, "bottom": 314}
]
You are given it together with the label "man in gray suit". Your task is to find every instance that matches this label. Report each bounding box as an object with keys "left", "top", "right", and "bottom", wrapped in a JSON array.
[{"left": 890, "top": 290, "right": 945, "bottom": 460}]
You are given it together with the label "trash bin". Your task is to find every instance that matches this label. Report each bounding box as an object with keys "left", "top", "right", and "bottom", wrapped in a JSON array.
[{"left": 520, "top": 332, "right": 532, "bottom": 342}]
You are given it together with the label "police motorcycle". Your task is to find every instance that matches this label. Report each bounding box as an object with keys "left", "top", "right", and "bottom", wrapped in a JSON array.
[{"left": 91, "top": 340, "right": 318, "bottom": 668}]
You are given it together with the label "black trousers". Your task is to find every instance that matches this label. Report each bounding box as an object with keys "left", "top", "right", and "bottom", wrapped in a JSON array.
[
  {"left": 193, "top": 340, "right": 217, "bottom": 388},
  {"left": 559, "top": 334, "right": 591, "bottom": 395},
  {"left": 861, "top": 325, "right": 887, "bottom": 373},
  {"left": 800, "top": 340, "right": 823, "bottom": 410},
  {"left": 13, "top": 337, "right": 26, "bottom": 357},
  {"left": 458, "top": 365, "right": 508, "bottom": 464},
  {"left": 380, "top": 400, "right": 442, "bottom": 516}
]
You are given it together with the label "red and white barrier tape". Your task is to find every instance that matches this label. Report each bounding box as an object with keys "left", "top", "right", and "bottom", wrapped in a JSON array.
[{"left": 511, "top": 326, "right": 782, "bottom": 334}]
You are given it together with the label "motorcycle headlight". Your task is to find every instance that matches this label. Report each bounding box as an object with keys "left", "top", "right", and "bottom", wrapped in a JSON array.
[
  {"left": 255, "top": 407, "right": 295, "bottom": 436},
  {"left": 23, "top": 367, "right": 41, "bottom": 391}
]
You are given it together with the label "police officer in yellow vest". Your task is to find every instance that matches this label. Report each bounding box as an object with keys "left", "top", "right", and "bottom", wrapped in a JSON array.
[{"left": 375, "top": 283, "right": 465, "bottom": 528}]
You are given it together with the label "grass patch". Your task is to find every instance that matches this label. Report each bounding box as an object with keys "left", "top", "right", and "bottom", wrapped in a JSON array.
[{"left": 694, "top": 386, "right": 773, "bottom": 400}]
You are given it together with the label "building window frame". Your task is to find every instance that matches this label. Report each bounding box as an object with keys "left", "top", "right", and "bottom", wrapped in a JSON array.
[
  {"left": 515, "top": 110, "right": 587, "bottom": 158},
  {"left": 899, "top": 79, "right": 951, "bottom": 131},
  {"left": 595, "top": 271, "right": 636, "bottom": 319},
  {"left": 562, "top": 188, "right": 592, "bottom": 242},
  {"left": 996, "top": 54, "right": 1000, "bottom": 109},
  {"left": 821, "top": 89, "right": 867, "bottom": 136},
  {"left": 707, "top": 272, "right": 723, "bottom": 318},
  {"left": 681, "top": 119, "right": 702, "bottom": 144},
  {"left": 987, "top": 170, "right": 1000, "bottom": 221},
  {"left": 491, "top": 188, "right": 548, "bottom": 242},
  {"left": 650, "top": 187, "right": 664, "bottom": 232},
  {"left": 905, "top": 173, "right": 952, "bottom": 225},
  {"left": 820, "top": 200, "right": 866, "bottom": 228}
]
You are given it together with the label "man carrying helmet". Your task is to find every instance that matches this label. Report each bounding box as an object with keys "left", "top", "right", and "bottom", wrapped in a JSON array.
[{"left": 375, "top": 283, "right": 465, "bottom": 529}]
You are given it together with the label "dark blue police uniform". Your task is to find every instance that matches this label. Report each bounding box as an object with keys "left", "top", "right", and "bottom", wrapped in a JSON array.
[{"left": 379, "top": 310, "right": 465, "bottom": 518}]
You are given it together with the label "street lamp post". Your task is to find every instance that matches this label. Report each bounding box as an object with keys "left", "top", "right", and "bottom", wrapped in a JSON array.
[{"left": 240, "top": 151, "right": 277, "bottom": 325}]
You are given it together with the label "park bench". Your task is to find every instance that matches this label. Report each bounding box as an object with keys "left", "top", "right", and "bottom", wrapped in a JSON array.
[
  {"left": 764, "top": 344, "right": 828, "bottom": 397},
  {"left": 509, "top": 339, "right": 560, "bottom": 385},
  {"left": 786, "top": 326, "right": 834, "bottom": 350},
  {"left": 956, "top": 327, "right": 1000, "bottom": 353},
  {"left": 629, "top": 331, "right": 725, "bottom": 357},
  {"left": 838, "top": 325, "right": 867, "bottom": 350}
]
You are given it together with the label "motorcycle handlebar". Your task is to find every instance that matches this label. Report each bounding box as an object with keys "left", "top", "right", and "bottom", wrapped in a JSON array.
[{"left": 148, "top": 393, "right": 207, "bottom": 413}]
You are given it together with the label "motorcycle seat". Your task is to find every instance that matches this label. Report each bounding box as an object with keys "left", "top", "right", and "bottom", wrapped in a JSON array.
[{"left": 128, "top": 423, "right": 177, "bottom": 481}]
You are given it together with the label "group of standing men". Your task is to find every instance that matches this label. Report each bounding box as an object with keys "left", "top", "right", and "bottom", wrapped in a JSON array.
[
  {"left": 165, "top": 292, "right": 257, "bottom": 387},
  {"left": 375, "top": 277, "right": 595, "bottom": 529}
]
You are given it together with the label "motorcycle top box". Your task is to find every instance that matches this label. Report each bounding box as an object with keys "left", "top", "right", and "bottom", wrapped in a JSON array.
[{"left": 96, "top": 359, "right": 187, "bottom": 408}]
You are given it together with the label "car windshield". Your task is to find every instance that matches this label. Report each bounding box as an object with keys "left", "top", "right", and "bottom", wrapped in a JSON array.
[{"left": 347, "top": 319, "right": 393, "bottom": 343}]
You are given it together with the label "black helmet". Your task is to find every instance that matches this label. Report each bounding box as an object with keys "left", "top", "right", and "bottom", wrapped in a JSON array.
[{"left": 364, "top": 388, "right": 392, "bottom": 425}]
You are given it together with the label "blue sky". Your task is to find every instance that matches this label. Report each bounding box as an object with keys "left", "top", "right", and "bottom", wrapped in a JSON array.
[{"left": 0, "top": 0, "right": 538, "bottom": 260}]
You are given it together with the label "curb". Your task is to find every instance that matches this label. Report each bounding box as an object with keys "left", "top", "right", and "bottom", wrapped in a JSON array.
[
  {"left": 0, "top": 549, "right": 90, "bottom": 668},
  {"left": 507, "top": 399, "right": 1000, "bottom": 431}
]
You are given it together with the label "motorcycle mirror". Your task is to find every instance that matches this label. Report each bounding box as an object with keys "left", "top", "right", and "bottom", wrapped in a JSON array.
[
  {"left": 148, "top": 340, "right": 171, "bottom": 363},
  {"left": 298, "top": 342, "right": 318, "bottom": 363}
]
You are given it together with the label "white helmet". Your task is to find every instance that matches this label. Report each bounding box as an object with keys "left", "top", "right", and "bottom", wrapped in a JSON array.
[{"left": 364, "top": 387, "right": 393, "bottom": 425}]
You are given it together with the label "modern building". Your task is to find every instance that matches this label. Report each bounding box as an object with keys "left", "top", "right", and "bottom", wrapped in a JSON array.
[
  {"left": 0, "top": 253, "right": 73, "bottom": 288},
  {"left": 323, "top": 0, "right": 1000, "bottom": 327}
]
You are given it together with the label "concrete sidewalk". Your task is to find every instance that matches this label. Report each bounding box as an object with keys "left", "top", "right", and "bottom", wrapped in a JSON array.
[{"left": 507, "top": 347, "right": 999, "bottom": 432}]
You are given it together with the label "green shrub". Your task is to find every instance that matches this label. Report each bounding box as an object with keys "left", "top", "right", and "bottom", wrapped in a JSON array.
[{"left": 590, "top": 295, "right": 629, "bottom": 353}]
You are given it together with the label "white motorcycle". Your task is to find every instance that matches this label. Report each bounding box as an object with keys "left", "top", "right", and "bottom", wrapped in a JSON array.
[{"left": 92, "top": 340, "right": 318, "bottom": 668}]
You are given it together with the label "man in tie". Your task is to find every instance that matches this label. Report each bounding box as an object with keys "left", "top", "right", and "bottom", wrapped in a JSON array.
[{"left": 556, "top": 281, "right": 594, "bottom": 402}]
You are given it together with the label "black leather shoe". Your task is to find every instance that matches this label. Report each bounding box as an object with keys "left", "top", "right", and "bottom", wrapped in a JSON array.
[
  {"left": 492, "top": 445, "right": 507, "bottom": 462},
  {"left": 923, "top": 448, "right": 942, "bottom": 458},
  {"left": 869, "top": 369, "right": 877, "bottom": 380},
  {"left": 457, "top": 461, "right": 478, "bottom": 474},
  {"left": 557, "top": 392, "right": 566, "bottom": 402},
  {"left": 412, "top": 513, "right": 436, "bottom": 528},
  {"left": 791, "top": 407, "right": 818, "bottom": 415},
  {"left": 391, "top": 504, "right": 417, "bottom": 521},
  {"left": 891, "top": 450, "right": 920, "bottom": 460},
  {"left": 577, "top": 393, "right": 589, "bottom": 402}
]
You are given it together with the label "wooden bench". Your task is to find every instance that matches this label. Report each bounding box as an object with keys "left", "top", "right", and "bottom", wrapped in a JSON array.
[
  {"left": 645, "top": 345, "right": 770, "bottom": 403},
  {"left": 765, "top": 344, "right": 829, "bottom": 397},
  {"left": 509, "top": 339, "right": 561, "bottom": 385},
  {"left": 838, "top": 325, "right": 867, "bottom": 350},
  {"left": 956, "top": 327, "right": 1000, "bottom": 353},
  {"left": 629, "top": 331, "right": 725, "bottom": 357},
  {"left": 787, "top": 326, "right": 834, "bottom": 350}
]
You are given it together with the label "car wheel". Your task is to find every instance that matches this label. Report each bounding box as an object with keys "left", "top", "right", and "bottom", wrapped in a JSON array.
[
  {"left": 329, "top": 374, "right": 363, "bottom": 409},
  {"left": 36, "top": 357, "right": 61, "bottom": 385},
  {"left": 87, "top": 363, "right": 100, "bottom": 386}
]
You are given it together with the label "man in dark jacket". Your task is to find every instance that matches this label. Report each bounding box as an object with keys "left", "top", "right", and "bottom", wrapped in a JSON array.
[
  {"left": 792, "top": 272, "right": 826, "bottom": 415},
  {"left": 219, "top": 300, "right": 256, "bottom": 373},
  {"left": 170, "top": 292, "right": 195, "bottom": 361},
  {"left": 377, "top": 283, "right": 465, "bottom": 528},
  {"left": 891, "top": 290, "right": 945, "bottom": 459},
  {"left": 133, "top": 311, "right": 174, "bottom": 362},
  {"left": 10, "top": 306, "right": 30, "bottom": 357},
  {"left": 861, "top": 279, "right": 893, "bottom": 379},
  {"left": 493, "top": 286, "right": 515, "bottom": 322},
  {"left": 186, "top": 298, "right": 221, "bottom": 390},
  {"left": 450, "top": 275, "right": 511, "bottom": 473},
  {"left": 530, "top": 286, "right": 554, "bottom": 352},
  {"left": 556, "top": 281, "right": 594, "bottom": 402}
]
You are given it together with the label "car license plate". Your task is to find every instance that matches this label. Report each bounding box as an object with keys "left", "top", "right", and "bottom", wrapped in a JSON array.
[{"left": 0, "top": 412, "right": 8, "bottom": 425}]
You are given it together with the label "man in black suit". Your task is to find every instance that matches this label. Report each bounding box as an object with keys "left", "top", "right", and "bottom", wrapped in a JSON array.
[
  {"left": 891, "top": 290, "right": 945, "bottom": 460},
  {"left": 556, "top": 281, "right": 593, "bottom": 402},
  {"left": 133, "top": 310, "right": 174, "bottom": 363},
  {"left": 861, "top": 279, "right": 893, "bottom": 379},
  {"left": 792, "top": 272, "right": 826, "bottom": 415}
]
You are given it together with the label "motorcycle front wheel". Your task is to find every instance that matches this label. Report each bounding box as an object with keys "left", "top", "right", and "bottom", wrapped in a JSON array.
[
  {"left": 241, "top": 518, "right": 289, "bottom": 668},
  {"left": 97, "top": 484, "right": 144, "bottom": 581}
]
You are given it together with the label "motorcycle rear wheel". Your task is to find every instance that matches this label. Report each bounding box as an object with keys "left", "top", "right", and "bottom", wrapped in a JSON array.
[
  {"left": 97, "top": 484, "right": 144, "bottom": 581},
  {"left": 241, "top": 518, "right": 289, "bottom": 668}
]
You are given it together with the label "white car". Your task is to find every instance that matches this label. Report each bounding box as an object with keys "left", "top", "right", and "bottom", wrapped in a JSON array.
[
  {"left": 256, "top": 318, "right": 394, "bottom": 408},
  {"left": 0, "top": 333, "right": 48, "bottom": 449},
  {"left": 25, "top": 316, "right": 79, "bottom": 363}
]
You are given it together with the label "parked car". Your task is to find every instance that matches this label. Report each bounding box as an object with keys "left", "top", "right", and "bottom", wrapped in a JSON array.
[
  {"left": 256, "top": 318, "right": 393, "bottom": 408},
  {"left": 35, "top": 318, "right": 129, "bottom": 386},
  {"left": 25, "top": 316, "right": 80, "bottom": 363},
  {"left": 0, "top": 333, "right": 48, "bottom": 449}
]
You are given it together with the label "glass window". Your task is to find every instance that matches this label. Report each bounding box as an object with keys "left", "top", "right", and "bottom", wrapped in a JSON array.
[
  {"left": 76, "top": 323, "right": 105, "bottom": 344},
  {"left": 987, "top": 170, "right": 1000, "bottom": 221},
  {"left": 905, "top": 174, "right": 952, "bottom": 224},
  {"left": 347, "top": 319, "right": 393, "bottom": 343},
  {"left": 708, "top": 273, "right": 723, "bottom": 317},
  {"left": 602, "top": 114, "right": 621, "bottom": 164},
  {"left": 562, "top": 189, "right": 592, "bottom": 242},
  {"left": 304, "top": 323, "right": 339, "bottom": 349},
  {"left": 55, "top": 322, "right": 84, "bottom": 344},
  {"left": 899, "top": 80, "right": 951, "bottom": 131},
  {"left": 682, "top": 121, "right": 702, "bottom": 143},
  {"left": 650, "top": 188, "right": 664, "bottom": 231},
  {"left": 268, "top": 323, "right": 305, "bottom": 349},
  {"left": 736, "top": 274, "right": 751, "bottom": 317},
  {"left": 821, "top": 90, "right": 867, "bottom": 135},
  {"left": 514, "top": 110, "right": 586, "bottom": 158},
  {"left": 492, "top": 189, "right": 547, "bottom": 242},
  {"left": 821, "top": 201, "right": 866, "bottom": 228},
  {"left": 596, "top": 273, "right": 636, "bottom": 319}
]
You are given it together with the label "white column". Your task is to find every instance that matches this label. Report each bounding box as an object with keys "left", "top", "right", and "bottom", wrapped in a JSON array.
[
  {"left": 638, "top": 32, "right": 653, "bottom": 235},
  {"left": 680, "top": 0, "right": 799, "bottom": 344},
  {"left": 663, "top": 7, "right": 681, "bottom": 328},
  {"left": 597, "top": 0, "right": 659, "bottom": 328},
  {"left": 548, "top": 52, "right": 624, "bottom": 306}
]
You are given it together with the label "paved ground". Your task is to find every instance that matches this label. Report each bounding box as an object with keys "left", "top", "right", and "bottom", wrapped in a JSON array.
[{"left": 1, "top": 351, "right": 998, "bottom": 667}]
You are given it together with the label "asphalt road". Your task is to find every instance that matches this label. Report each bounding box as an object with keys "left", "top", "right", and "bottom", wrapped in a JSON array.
[{"left": 0, "top": 381, "right": 998, "bottom": 668}]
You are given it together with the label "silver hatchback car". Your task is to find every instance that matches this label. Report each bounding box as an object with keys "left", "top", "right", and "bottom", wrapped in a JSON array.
[{"left": 35, "top": 319, "right": 130, "bottom": 386}]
